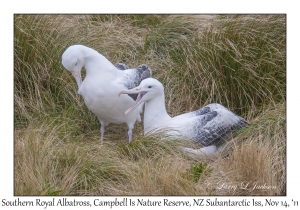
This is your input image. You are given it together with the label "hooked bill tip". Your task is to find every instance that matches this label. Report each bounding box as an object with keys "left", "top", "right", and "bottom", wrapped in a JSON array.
[{"left": 118, "top": 90, "right": 124, "bottom": 97}]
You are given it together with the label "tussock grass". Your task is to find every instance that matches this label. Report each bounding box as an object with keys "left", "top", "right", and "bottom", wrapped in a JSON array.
[
  {"left": 206, "top": 103, "right": 286, "bottom": 195},
  {"left": 14, "top": 14, "right": 285, "bottom": 195}
]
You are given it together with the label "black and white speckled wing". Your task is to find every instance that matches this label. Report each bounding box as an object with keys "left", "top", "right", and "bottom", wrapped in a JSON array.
[
  {"left": 120, "top": 64, "right": 152, "bottom": 100},
  {"left": 122, "top": 64, "right": 152, "bottom": 89},
  {"left": 114, "top": 63, "right": 129, "bottom": 70},
  {"left": 182, "top": 104, "right": 249, "bottom": 147},
  {"left": 176, "top": 106, "right": 212, "bottom": 119}
]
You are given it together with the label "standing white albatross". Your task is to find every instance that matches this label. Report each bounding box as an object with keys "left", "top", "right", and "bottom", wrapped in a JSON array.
[
  {"left": 61, "top": 44, "right": 151, "bottom": 143},
  {"left": 119, "top": 78, "right": 249, "bottom": 156}
]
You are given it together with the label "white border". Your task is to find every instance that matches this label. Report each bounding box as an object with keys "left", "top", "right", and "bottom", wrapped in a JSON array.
[{"left": 2, "top": 0, "right": 299, "bottom": 209}]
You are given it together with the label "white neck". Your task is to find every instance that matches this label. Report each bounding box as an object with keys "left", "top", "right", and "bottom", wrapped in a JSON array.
[
  {"left": 80, "top": 46, "right": 118, "bottom": 79},
  {"left": 144, "top": 93, "right": 171, "bottom": 134}
]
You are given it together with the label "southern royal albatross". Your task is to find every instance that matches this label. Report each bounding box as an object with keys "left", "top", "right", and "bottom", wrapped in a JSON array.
[
  {"left": 119, "top": 78, "right": 248, "bottom": 155},
  {"left": 62, "top": 44, "right": 151, "bottom": 143}
]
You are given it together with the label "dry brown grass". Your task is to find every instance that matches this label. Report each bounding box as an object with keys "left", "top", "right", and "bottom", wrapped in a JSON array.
[
  {"left": 14, "top": 104, "right": 285, "bottom": 196},
  {"left": 204, "top": 103, "right": 286, "bottom": 196}
]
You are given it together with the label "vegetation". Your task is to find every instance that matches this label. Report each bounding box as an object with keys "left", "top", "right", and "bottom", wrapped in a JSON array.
[{"left": 14, "top": 14, "right": 286, "bottom": 195}]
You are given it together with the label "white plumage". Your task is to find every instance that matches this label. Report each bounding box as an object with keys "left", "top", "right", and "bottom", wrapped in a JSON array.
[
  {"left": 119, "top": 78, "right": 248, "bottom": 156},
  {"left": 61, "top": 44, "right": 151, "bottom": 143}
]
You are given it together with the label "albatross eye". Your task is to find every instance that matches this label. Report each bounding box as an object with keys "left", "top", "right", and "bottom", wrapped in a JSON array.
[{"left": 148, "top": 86, "right": 152, "bottom": 88}]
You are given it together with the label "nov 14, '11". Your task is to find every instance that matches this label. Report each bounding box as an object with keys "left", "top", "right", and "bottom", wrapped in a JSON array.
[{"left": 264, "top": 199, "right": 299, "bottom": 208}]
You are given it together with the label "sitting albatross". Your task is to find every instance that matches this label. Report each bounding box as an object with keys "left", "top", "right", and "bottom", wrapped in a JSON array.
[
  {"left": 119, "top": 78, "right": 248, "bottom": 155},
  {"left": 62, "top": 44, "right": 151, "bottom": 143}
]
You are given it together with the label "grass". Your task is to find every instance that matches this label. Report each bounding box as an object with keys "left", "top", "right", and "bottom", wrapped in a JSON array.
[{"left": 14, "top": 14, "right": 286, "bottom": 195}]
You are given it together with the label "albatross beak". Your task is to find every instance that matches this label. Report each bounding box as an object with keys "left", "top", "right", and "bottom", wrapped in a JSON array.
[
  {"left": 72, "top": 71, "right": 82, "bottom": 89},
  {"left": 118, "top": 87, "right": 141, "bottom": 97},
  {"left": 119, "top": 87, "right": 145, "bottom": 115}
]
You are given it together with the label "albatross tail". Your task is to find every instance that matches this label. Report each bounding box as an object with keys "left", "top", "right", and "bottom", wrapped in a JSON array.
[{"left": 183, "top": 145, "right": 217, "bottom": 157}]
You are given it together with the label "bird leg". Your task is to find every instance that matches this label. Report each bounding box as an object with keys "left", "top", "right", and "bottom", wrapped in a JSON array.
[
  {"left": 100, "top": 124, "right": 105, "bottom": 145},
  {"left": 127, "top": 125, "right": 134, "bottom": 143}
]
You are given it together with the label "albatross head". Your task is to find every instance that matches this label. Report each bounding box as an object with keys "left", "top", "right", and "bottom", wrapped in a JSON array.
[
  {"left": 62, "top": 45, "right": 85, "bottom": 89},
  {"left": 119, "top": 78, "right": 164, "bottom": 115}
]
